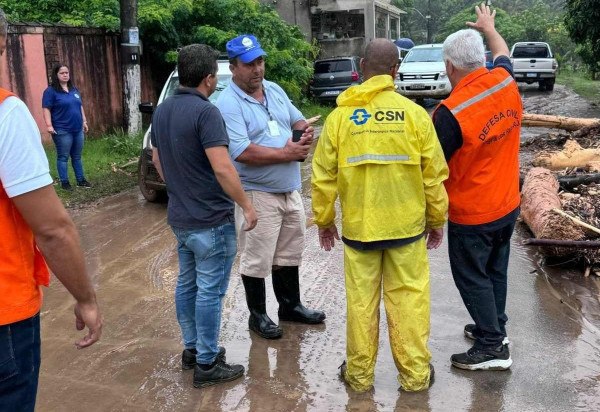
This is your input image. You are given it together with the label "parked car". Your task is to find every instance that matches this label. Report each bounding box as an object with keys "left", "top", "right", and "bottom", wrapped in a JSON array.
[
  {"left": 395, "top": 44, "right": 451, "bottom": 101},
  {"left": 509, "top": 42, "right": 558, "bottom": 91},
  {"left": 137, "top": 60, "right": 232, "bottom": 202},
  {"left": 310, "top": 56, "right": 362, "bottom": 103}
]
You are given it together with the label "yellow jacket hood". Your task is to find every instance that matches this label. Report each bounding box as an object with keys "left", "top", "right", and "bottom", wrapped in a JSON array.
[{"left": 337, "top": 75, "right": 397, "bottom": 107}]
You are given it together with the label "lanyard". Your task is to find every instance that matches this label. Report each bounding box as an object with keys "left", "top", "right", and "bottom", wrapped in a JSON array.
[{"left": 261, "top": 88, "right": 273, "bottom": 121}]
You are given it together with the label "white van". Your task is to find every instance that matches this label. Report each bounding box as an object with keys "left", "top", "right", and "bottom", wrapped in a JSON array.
[
  {"left": 138, "top": 60, "right": 232, "bottom": 202},
  {"left": 395, "top": 44, "right": 452, "bottom": 101}
]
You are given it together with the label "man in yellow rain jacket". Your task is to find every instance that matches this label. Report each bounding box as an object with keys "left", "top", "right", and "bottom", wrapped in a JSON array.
[{"left": 311, "top": 38, "right": 449, "bottom": 392}]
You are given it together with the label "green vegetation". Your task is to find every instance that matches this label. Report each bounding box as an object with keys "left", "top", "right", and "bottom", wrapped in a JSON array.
[
  {"left": 564, "top": 0, "right": 600, "bottom": 79},
  {"left": 45, "top": 131, "right": 141, "bottom": 207},
  {"left": 0, "top": 0, "right": 316, "bottom": 102},
  {"left": 556, "top": 69, "right": 600, "bottom": 106},
  {"left": 299, "top": 102, "right": 334, "bottom": 126}
]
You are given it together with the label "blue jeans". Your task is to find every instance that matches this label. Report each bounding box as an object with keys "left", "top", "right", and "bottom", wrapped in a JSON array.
[
  {"left": 52, "top": 130, "right": 86, "bottom": 183},
  {"left": 172, "top": 222, "right": 236, "bottom": 365},
  {"left": 0, "top": 314, "right": 41, "bottom": 412},
  {"left": 448, "top": 219, "right": 516, "bottom": 349}
]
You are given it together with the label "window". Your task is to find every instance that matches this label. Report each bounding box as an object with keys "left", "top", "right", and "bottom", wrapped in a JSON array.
[
  {"left": 512, "top": 46, "right": 550, "bottom": 59},
  {"left": 314, "top": 60, "right": 353, "bottom": 74},
  {"left": 404, "top": 48, "right": 444, "bottom": 63}
]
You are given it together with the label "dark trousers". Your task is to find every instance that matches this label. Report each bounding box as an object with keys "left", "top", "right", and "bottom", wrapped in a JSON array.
[
  {"left": 0, "top": 314, "right": 41, "bottom": 412},
  {"left": 448, "top": 219, "right": 516, "bottom": 349}
]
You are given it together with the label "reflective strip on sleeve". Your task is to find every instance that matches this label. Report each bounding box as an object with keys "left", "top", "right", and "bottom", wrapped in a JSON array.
[
  {"left": 347, "top": 154, "right": 410, "bottom": 163},
  {"left": 450, "top": 76, "right": 514, "bottom": 116}
]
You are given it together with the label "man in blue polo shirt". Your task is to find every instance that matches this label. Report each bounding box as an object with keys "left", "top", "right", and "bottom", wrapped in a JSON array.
[
  {"left": 216, "top": 34, "right": 325, "bottom": 340},
  {"left": 151, "top": 43, "right": 257, "bottom": 388}
]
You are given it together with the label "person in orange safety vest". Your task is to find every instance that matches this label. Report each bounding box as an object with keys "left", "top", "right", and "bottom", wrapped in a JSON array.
[
  {"left": 0, "top": 9, "right": 102, "bottom": 411},
  {"left": 432, "top": 3, "right": 522, "bottom": 371}
]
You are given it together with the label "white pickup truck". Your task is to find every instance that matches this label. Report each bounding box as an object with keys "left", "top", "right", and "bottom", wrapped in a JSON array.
[{"left": 510, "top": 42, "right": 558, "bottom": 91}]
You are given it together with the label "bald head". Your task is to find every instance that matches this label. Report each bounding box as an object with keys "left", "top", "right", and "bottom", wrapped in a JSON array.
[{"left": 362, "top": 38, "right": 399, "bottom": 79}]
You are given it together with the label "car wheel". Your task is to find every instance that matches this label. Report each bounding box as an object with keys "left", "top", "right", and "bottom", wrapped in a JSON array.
[
  {"left": 546, "top": 80, "right": 555, "bottom": 91},
  {"left": 137, "top": 155, "right": 167, "bottom": 203}
]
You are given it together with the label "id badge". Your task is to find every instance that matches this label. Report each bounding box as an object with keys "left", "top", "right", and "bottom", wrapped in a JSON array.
[{"left": 268, "top": 120, "right": 281, "bottom": 137}]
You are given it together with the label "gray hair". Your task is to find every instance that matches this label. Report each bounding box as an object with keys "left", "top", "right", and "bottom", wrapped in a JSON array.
[
  {"left": 0, "top": 9, "right": 7, "bottom": 38},
  {"left": 443, "top": 29, "right": 485, "bottom": 71}
]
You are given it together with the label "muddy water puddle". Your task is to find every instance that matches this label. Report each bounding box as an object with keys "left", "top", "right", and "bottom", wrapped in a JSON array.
[{"left": 36, "top": 84, "right": 600, "bottom": 411}]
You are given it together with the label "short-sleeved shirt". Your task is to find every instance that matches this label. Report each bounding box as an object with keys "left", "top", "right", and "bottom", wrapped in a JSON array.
[
  {"left": 215, "top": 80, "right": 304, "bottom": 193},
  {"left": 42, "top": 86, "right": 84, "bottom": 133},
  {"left": 150, "top": 88, "right": 233, "bottom": 229},
  {"left": 0, "top": 96, "right": 53, "bottom": 197}
]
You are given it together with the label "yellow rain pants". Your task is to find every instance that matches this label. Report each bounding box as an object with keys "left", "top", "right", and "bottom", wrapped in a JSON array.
[{"left": 343, "top": 237, "right": 432, "bottom": 392}]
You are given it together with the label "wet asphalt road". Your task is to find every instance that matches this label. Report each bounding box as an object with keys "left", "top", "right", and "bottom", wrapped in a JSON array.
[{"left": 36, "top": 84, "right": 600, "bottom": 411}]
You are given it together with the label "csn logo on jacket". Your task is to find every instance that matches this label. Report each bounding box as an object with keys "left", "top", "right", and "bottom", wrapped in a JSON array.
[{"left": 349, "top": 108, "right": 405, "bottom": 126}]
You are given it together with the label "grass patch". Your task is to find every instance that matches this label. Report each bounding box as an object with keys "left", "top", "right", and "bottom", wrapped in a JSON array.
[
  {"left": 299, "top": 101, "right": 334, "bottom": 126},
  {"left": 45, "top": 130, "right": 142, "bottom": 207},
  {"left": 557, "top": 69, "right": 600, "bottom": 105}
]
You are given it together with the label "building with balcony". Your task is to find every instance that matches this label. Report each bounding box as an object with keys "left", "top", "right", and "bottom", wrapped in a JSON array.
[{"left": 260, "top": 0, "right": 405, "bottom": 58}]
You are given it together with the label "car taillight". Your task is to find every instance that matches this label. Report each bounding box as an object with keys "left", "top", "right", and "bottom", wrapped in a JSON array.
[
  {"left": 351, "top": 71, "right": 359, "bottom": 81},
  {"left": 552, "top": 60, "right": 558, "bottom": 70}
]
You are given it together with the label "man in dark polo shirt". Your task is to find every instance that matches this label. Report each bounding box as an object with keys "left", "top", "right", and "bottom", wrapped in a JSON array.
[{"left": 150, "top": 44, "right": 257, "bottom": 388}]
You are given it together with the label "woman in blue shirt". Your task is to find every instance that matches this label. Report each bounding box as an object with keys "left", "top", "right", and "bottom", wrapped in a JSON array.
[{"left": 42, "top": 64, "right": 91, "bottom": 190}]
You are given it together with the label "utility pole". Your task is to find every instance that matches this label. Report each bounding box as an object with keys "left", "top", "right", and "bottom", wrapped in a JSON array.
[
  {"left": 120, "top": 0, "right": 141, "bottom": 135},
  {"left": 426, "top": 0, "right": 432, "bottom": 44}
]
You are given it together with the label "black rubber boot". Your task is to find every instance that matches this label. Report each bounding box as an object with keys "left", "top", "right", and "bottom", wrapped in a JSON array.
[
  {"left": 241, "top": 275, "right": 283, "bottom": 339},
  {"left": 272, "top": 266, "right": 326, "bottom": 324}
]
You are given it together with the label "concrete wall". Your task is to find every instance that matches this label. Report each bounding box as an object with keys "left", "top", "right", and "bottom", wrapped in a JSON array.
[
  {"left": 318, "top": 37, "right": 365, "bottom": 58},
  {"left": 260, "top": 0, "right": 312, "bottom": 39},
  {"left": 0, "top": 24, "right": 156, "bottom": 141}
]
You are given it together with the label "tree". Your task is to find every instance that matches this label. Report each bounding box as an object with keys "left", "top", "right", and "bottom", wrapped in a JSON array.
[
  {"left": 564, "top": 0, "right": 600, "bottom": 79},
  {"left": 437, "top": 5, "right": 522, "bottom": 46}
]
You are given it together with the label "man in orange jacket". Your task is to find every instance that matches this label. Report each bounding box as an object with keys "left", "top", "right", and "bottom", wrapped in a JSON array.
[
  {"left": 0, "top": 9, "right": 102, "bottom": 411},
  {"left": 432, "top": 3, "right": 522, "bottom": 371}
]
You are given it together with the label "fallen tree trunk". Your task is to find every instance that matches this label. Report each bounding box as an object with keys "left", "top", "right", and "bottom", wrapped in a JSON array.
[
  {"left": 557, "top": 173, "right": 600, "bottom": 190},
  {"left": 522, "top": 113, "right": 600, "bottom": 131},
  {"left": 522, "top": 238, "right": 600, "bottom": 249},
  {"left": 532, "top": 140, "right": 600, "bottom": 170},
  {"left": 521, "top": 167, "right": 586, "bottom": 256}
]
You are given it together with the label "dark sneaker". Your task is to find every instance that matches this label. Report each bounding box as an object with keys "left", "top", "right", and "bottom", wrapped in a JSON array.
[
  {"left": 61, "top": 182, "right": 73, "bottom": 191},
  {"left": 77, "top": 179, "right": 92, "bottom": 188},
  {"left": 464, "top": 324, "right": 510, "bottom": 346},
  {"left": 451, "top": 344, "right": 512, "bottom": 371},
  {"left": 182, "top": 346, "right": 226, "bottom": 370},
  {"left": 193, "top": 360, "right": 244, "bottom": 388}
]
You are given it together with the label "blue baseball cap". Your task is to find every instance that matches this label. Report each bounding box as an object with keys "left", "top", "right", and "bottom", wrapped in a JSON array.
[{"left": 226, "top": 34, "right": 267, "bottom": 63}]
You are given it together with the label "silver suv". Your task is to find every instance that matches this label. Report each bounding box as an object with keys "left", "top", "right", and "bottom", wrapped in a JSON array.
[{"left": 395, "top": 44, "right": 451, "bottom": 101}]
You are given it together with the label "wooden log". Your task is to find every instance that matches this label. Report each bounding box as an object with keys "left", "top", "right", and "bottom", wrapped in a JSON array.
[
  {"left": 522, "top": 113, "right": 600, "bottom": 131},
  {"left": 522, "top": 238, "right": 600, "bottom": 249},
  {"left": 557, "top": 173, "right": 600, "bottom": 190},
  {"left": 521, "top": 167, "right": 586, "bottom": 256},
  {"left": 532, "top": 139, "right": 600, "bottom": 170}
]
